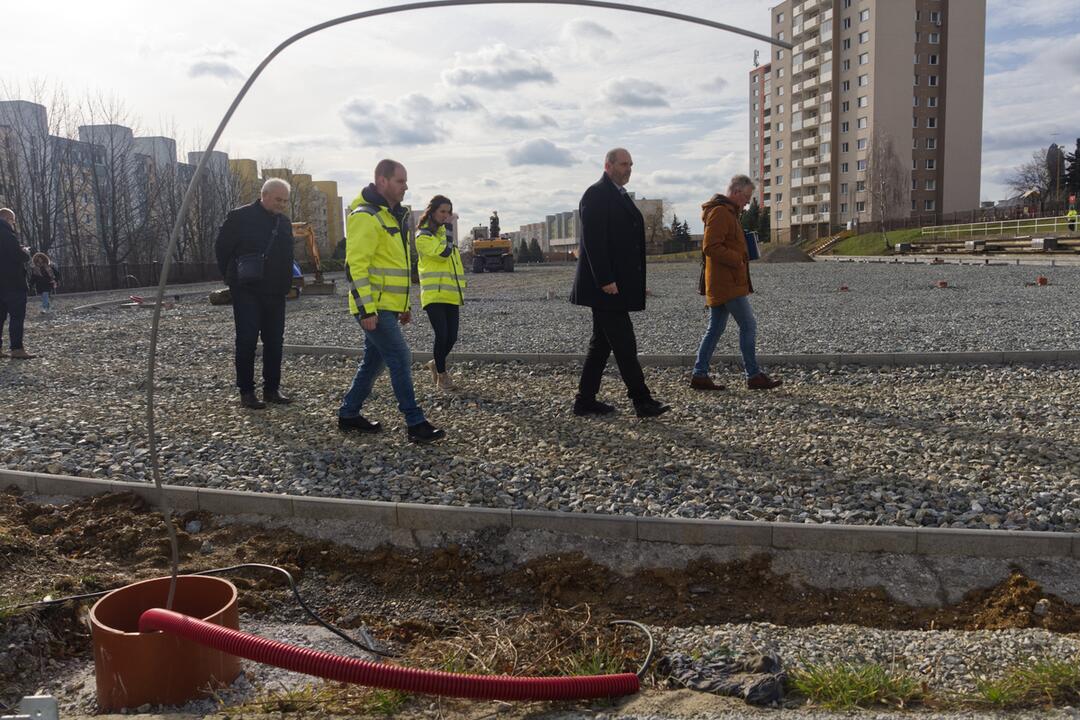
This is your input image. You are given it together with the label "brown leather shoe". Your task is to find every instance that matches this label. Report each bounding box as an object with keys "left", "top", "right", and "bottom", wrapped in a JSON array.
[
  {"left": 747, "top": 372, "right": 782, "bottom": 390},
  {"left": 10, "top": 348, "right": 35, "bottom": 359},
  {"left": 689, "top": 374, "right": 725, "bottom": 391}
]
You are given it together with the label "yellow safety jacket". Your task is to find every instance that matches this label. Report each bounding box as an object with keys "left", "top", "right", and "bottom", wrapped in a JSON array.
[
  {"left": 344, "top": 195, "right": 412, "bottom": 315},
  {"left": 415, "top": 223, "right": 465, "bottom": 307}
]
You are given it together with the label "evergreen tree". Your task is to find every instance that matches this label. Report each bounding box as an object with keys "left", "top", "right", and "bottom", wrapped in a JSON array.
[
  {"left": 514, "top": 239, "right": 529, "bottom": 263},
  {"left": 1065, "top": 138, "right": 1080, "bottom": 197},
  {"left": 757, "top": 209, "right": 771, "bottom": 243},
  {"left": 527, "top": 237, "right": 543, "bottom": 262},
  {"left": 740, "top": 197, "right": 761, "bottom": 233}
]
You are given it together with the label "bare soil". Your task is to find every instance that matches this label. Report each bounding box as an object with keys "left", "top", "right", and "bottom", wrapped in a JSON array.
[{"left": 4, "top": 487, "right": 1080, "bottom": 714}]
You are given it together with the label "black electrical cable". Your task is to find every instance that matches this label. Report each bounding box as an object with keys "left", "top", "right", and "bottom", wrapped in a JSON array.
[
  {"left": 0, "top": 562, "right": 395, "bottom": 658},
  {"left": 609, "top": 620, "right": 656, "bottom": 679}
]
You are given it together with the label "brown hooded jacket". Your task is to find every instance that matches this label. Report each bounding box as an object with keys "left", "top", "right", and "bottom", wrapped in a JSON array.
[{"left": 700, "top": 194, "right": 752, "bottom": 306}]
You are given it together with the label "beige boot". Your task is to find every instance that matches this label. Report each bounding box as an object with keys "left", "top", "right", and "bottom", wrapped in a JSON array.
[
  {"left": 425, "top": 359, "right": 438, "bottom": 384},
  {"left": 437, "top": 372, "right": 456, "bottom": 391},
  {"left": 10, "top": 348, "right": 35, "bottom": 359}
]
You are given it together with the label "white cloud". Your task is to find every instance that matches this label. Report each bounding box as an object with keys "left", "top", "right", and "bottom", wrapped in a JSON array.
[
  {"left": 490, "top": 112, "right": 558, "bottom": 130},
  {"left": 188, "top": 60, "right": 243, "bottom": 82},
  {"left": 442, "top": 44, "right": 556, "bottom": 90},
  {"left": 562, "top": 18, "right": 615, "bottom": 42},
  {"left": 600, "top": 77, "right": 669, "bottom": 108},
  {"left": 340, "top": 94, "right": 447, "bottom": 146},
  {"left": 506, "top": 139, "right": 577, "bottom": 167}
]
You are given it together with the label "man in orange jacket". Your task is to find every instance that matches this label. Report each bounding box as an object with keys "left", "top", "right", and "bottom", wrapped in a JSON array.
[{"left": 690, "top": 175, "right": 781, "bottom": 391}]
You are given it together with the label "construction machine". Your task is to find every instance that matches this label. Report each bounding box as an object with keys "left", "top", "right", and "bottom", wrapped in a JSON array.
[
  {"left": 291, "top": 222, "right": 336, "bottom": 294},
  {"left": 471, "top": 236, "right": 515, "bottom": 273}
]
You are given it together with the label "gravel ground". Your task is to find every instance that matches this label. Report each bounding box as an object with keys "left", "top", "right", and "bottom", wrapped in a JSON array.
[{"left": 3, "top": 264, "right": 1080, "bottom": 531}]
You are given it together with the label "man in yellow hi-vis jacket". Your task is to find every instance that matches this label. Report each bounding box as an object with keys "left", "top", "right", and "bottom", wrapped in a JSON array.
[{"left": 338, "top": 159, "right": 445, "bottom": 443}]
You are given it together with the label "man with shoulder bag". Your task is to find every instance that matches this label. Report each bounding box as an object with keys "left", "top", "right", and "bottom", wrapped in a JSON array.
[{"left": 214, "top": 178, "right": 295, "bottom": 409}]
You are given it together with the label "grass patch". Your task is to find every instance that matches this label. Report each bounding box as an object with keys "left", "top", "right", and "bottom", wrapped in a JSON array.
[
  {"left": 828, "top": 228, "right": 921, "bottom": 255},
  {"left": 966, "top": 661, "right": 1080, "bottom": 709},
  {"left": 789, "top": 663, "right": 924, "bottom": 710}
]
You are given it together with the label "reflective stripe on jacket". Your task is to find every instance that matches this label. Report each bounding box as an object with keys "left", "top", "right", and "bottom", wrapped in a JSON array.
[
  {"left": 415, "top": 224, "right": 465, "bottom": 307},
  {"left": 344, "top": 198, "right": 411, "bottom": 315}
]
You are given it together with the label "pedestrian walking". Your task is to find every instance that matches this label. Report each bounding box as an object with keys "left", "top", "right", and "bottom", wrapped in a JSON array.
[
  {"left": 0, "top": 208, "right": 34, "bottom": 359},
  {"left": 29, "top": 252, "right": 59, "bottom": 313},
  {"left": 415, "top": 195, "right": 465, "bottom": 391}
]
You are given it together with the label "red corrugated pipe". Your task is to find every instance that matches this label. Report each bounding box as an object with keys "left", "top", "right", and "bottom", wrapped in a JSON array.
[{"left": 140, "top": 609, "right": 640, "bottom": 701}]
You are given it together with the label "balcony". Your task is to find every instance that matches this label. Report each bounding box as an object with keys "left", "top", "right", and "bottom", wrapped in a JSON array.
[
  {"left": 792, "top": 81, "right": 804, "bottom": 94},
  {"left": 818, "top": 172, "right": 831, "bottom": 182},
  {"left": 819, "top": 112, "right": 832, "bottom": 124},
  {"left": 802, "top": 174, "right": 818, "bottom": 185},
  {"left": 821, "top": 91, "right": 832, "bottom": 103},
  {"left": 792, "top": 157, "right": 803, "bottom": 168},
  {"left": 804, "top": 116, "right": 819, "bottom": 128},
  {"left": 800, "top": 134, "right": 820, "bottom": 147},
  {"left": 791, "top": 177, "right": 804, "bottom": 188},
  {"left": 817, "top": 154, "right": 832, "bottom": 165},
  {"left": 799, "top": 213, "right": 818, "bottom": 224},
  {"left": 801, "top": 94, "right": 819, "bottom": 109},
  {"left": 819, "top": 72, "right": 832, "bottom": 86}
]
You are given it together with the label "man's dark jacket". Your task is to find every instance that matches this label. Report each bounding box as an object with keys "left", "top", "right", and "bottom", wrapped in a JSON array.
[
  {"left": 0, "top": 218, "right": 30, "bottom": 293},
  {"left": 570, "top": 173, "right": 646, "bottom": 312},
  {"left": 214, "top": 200, "right": 294, "bottom": 296}
]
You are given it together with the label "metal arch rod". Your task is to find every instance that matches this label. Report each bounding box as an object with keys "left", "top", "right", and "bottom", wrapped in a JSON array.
[{"left": 144, "top": 0, "right": 789, "bottom": 608}]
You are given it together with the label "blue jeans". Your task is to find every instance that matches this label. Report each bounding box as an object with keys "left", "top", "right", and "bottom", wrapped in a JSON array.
[
  {"left": 693, "top": 295, "right": 760, "bottom": 378},
  {"left": 40, "top": 291, "right": 50, "bottom": 311},
  {"left": 340, "top": 310, "right": 425, "bottom": 427}
]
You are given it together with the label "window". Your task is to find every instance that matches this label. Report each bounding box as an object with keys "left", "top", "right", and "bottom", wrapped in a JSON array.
[
  {"left": 776, "top": 175, "right": 784, "bottom": 185},
  {"left": 856, "top": 159, "right": 867, "bottom": 170},
  {"left": 842, "top": 59, "right": 851, "bottom": 70},
  {"left": 778, "top": 31, "right": 786, "bottom": 41},
  {"left": 913, "top": 115, "right": 918, "bottom": 128},
  {"left": 777, "top": 103, "right": 785, "bottom": 114},
  {"left": 776, "top": 139, "right": 784, "bottom": 149},
  {"left": 858, "top": 31, "right": 869, "bottom": 44},
  {"left": 913, "top": 136, "right": 918, "bottom": 149},
  {"left": 842, "top": 17, "right": 851, "bottom": 29},
  {"left": 857, "top": 96, "right": 868, "bottom": 108},
  {"left": 858, "top": 52, "right": 869, "bottom": 65},
  {"left": 840, "top": 182, "right": 848, "bottom": 193},
  {"left": 754, "top": 103, "right": 759, "bottom": 111},
  {"left": 776, "top": 11, "right": 784, "bottom": 22},
  {"left": 778, "top": 121, "right": 785, "bottom": 131},
  {"left": 914, "top": 54, "right": 919, "bottom": 64},
  {"left": 914, "top": 31, "right": 921, "bottom": 42},
  {"left": 912, "top": 177, "right": 918, "bottom": 190},
  {"left": 842, "top": 38, "right": 851, "bottom": 50},
  {"left": 912, "top": 158, "right": 918, "bottom": 169},
  {"left": 928, "top": 96, "right": 938, "bottom": 107},
  {"left": 924, "top": 199, "right": 936, "bottom": 211},
  {"left": 841, "top": 121, "right": 850, "bottom": 132},
  {"left": 775, "top": 157, "right": 784, "bottom": 168},
  {"left": 929, "top": 11, "right": 941, "bottom": 24},
  {"left": 926, "top": 137, "right": 937, "bottom": 149},
  {"left": 925, "top": 159, "right": 936, "bottom": 169},
  {"left": 842, "top": 100, "right": 850, "bottom": 112},
  {"left": 858, "top": 74, "right": 869, "bottom": 86},
  {"left": 857, "top": 116, "right": 868, "bottom": 129},
  {"left": 777, "top": 86, "right": 784, "bottom": 95},
  {"left": 777, "top": 67, "right": 785, "bottom": 78},
  {"left": 913, "top": 96, "right": 920, "bottom": 106},
  {"left": 927, "top": 116, "right": 937, "bottom": 128},
  {"left": 929, "top": 32, "right": 940, "bottom": 44},
  {"left": 841, "top": 141, "right": 850, "bottom": 152},
  {"left": 754, "top": 88, "right": 759, "bottom": 97},
  {"left": 912, "top": 199, "right": 917, "bottom": 211},
  {"left": 856, "top": 201, "right": 866, "bottom": 212},
  {"left": 916, "top": 10, "right": 921, "bottom": 21},
  {"left": 857, "top": 137, "right": 867, "bottom": 149},
  {"left": 841, "top": 202, "right": 848, "bottom": 213},
  {"left": 843, "top": 0, "right": 851, "bottom": 7},
  {"left": 929, "top": 54, "right": 939, "bottom": 65},
  {"left": 925, "top": 179, "right": 937, "bottom": 190},
  {"left": 859, "top": 8, "right": 870, "bottom": 21},
  {"left": 928, "top": 75, "right": 939, "bottom": 87},
  {"left": 842, "top": 80, "right": 851, "bottom": 91},
  {"left": 752, "top": 74, "right": 759, "bottom": 84},
  {"left": 841, "top": 162, "right": 849, "bottom": 172},
  {"left": 914, "top": 74, "right": 920, "bottom": 85},
  {"left": 777, "top": 49, "right": 784, "bottom": 60},
  {"left": 775, "top": 193, "right": 783, "bottom": 202},
  {"left": 776, "top": 210, "right": 783, "bottom": 220},
  {"left": 856, "top": 180, "right": 866, "bottom": 191}
]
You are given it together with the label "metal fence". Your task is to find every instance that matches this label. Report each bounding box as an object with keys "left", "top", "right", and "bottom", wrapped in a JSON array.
[
  {"left": 920, "top": 214, "right": 1078, "bottom": 241},
  {"left": 52, "top": 262, "right": 222, "bottom": 294}
]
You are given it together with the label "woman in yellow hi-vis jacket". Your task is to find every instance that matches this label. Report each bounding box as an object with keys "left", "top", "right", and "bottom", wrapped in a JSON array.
[{"left": 415, "top": 195, "right": 466, "bottom": 390}]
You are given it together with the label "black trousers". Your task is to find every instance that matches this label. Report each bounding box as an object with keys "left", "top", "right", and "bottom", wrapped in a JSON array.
[
  {"left": 424, "top": 303, "right": 460, "bottom": 373},
  {"left": 231, "top": 286, "right": 285, "bottom": 394},
  {"left": 0, "top": 289, "right": 27, "bottom": 350},
  {"left": 577, "top": 308, "right": 651, "bottom": 403}
]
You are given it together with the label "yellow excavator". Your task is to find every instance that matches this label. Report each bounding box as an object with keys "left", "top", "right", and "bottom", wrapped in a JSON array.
[{"left": 291, "top": 222, "right": 336, "bottom": 295}]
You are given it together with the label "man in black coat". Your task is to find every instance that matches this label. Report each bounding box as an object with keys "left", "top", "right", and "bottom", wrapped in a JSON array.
[
  {"left": 570, "top": 149, "right": 669, "bottom": 418},
  {"left": 0, "top": 208, "right": 34, "bottom": 359},
  {"left": 215, "top": 178, "right": 295, "bottom": 409}
]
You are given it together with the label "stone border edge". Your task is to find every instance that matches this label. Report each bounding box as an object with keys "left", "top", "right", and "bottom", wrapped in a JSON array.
[
  {"left": 284, "top": 346, "right": 1079, "bottom": 368},
  {"left": 4, "top": 469, "right": 1076, "bottom": 560}
]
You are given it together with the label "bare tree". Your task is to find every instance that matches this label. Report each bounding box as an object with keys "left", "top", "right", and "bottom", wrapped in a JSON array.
[
  {"left": 866, "top": 127, "right": 910, "bottom": 243},
  {"left": 1006, "top": 147, "right": 1050, "bottom": 197},
  {"left": 641, "top": 199, "right": 668, "bottom": 254},
  {"left": 0, "top": 81, "right": 73, "bottom": 255}
]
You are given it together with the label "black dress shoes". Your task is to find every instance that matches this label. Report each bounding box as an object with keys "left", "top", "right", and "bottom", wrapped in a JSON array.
[
  {"left": 339, "top": 414, "right": 381, "bottom": 433},
  {"left": 263, "top": 389, "right": 293, "bottom": 404},
  {"left": 573, "top": 396, "right": 617, "bottom": 416},
  {"left": 634, "top": 398, "right": 671, "bottom": 418},
  {"left": 240, "top": 392, "right": 265, "bottom": 410},
  {"left": 407, "top": 421, "right": 446, "bottom": 443}
]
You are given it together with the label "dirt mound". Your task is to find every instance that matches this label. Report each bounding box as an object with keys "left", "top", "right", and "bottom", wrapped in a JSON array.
[{"left": 758, "top": 244, "right": 815, "bottom": 263}]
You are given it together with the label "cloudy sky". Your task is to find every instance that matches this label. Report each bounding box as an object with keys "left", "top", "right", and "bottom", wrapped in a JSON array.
[{"left": 4, "top": 0, "right": 1079, "bottom": 232}]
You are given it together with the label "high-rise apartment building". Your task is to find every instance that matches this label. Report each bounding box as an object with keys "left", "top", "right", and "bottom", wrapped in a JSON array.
[{"left": 751, "top": 0, "right": 985, "bottom": 243}]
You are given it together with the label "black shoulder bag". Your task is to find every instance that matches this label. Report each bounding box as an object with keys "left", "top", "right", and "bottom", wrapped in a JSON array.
[{"left": 235, "top": 217, "right": 280, "bottom": 285}]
